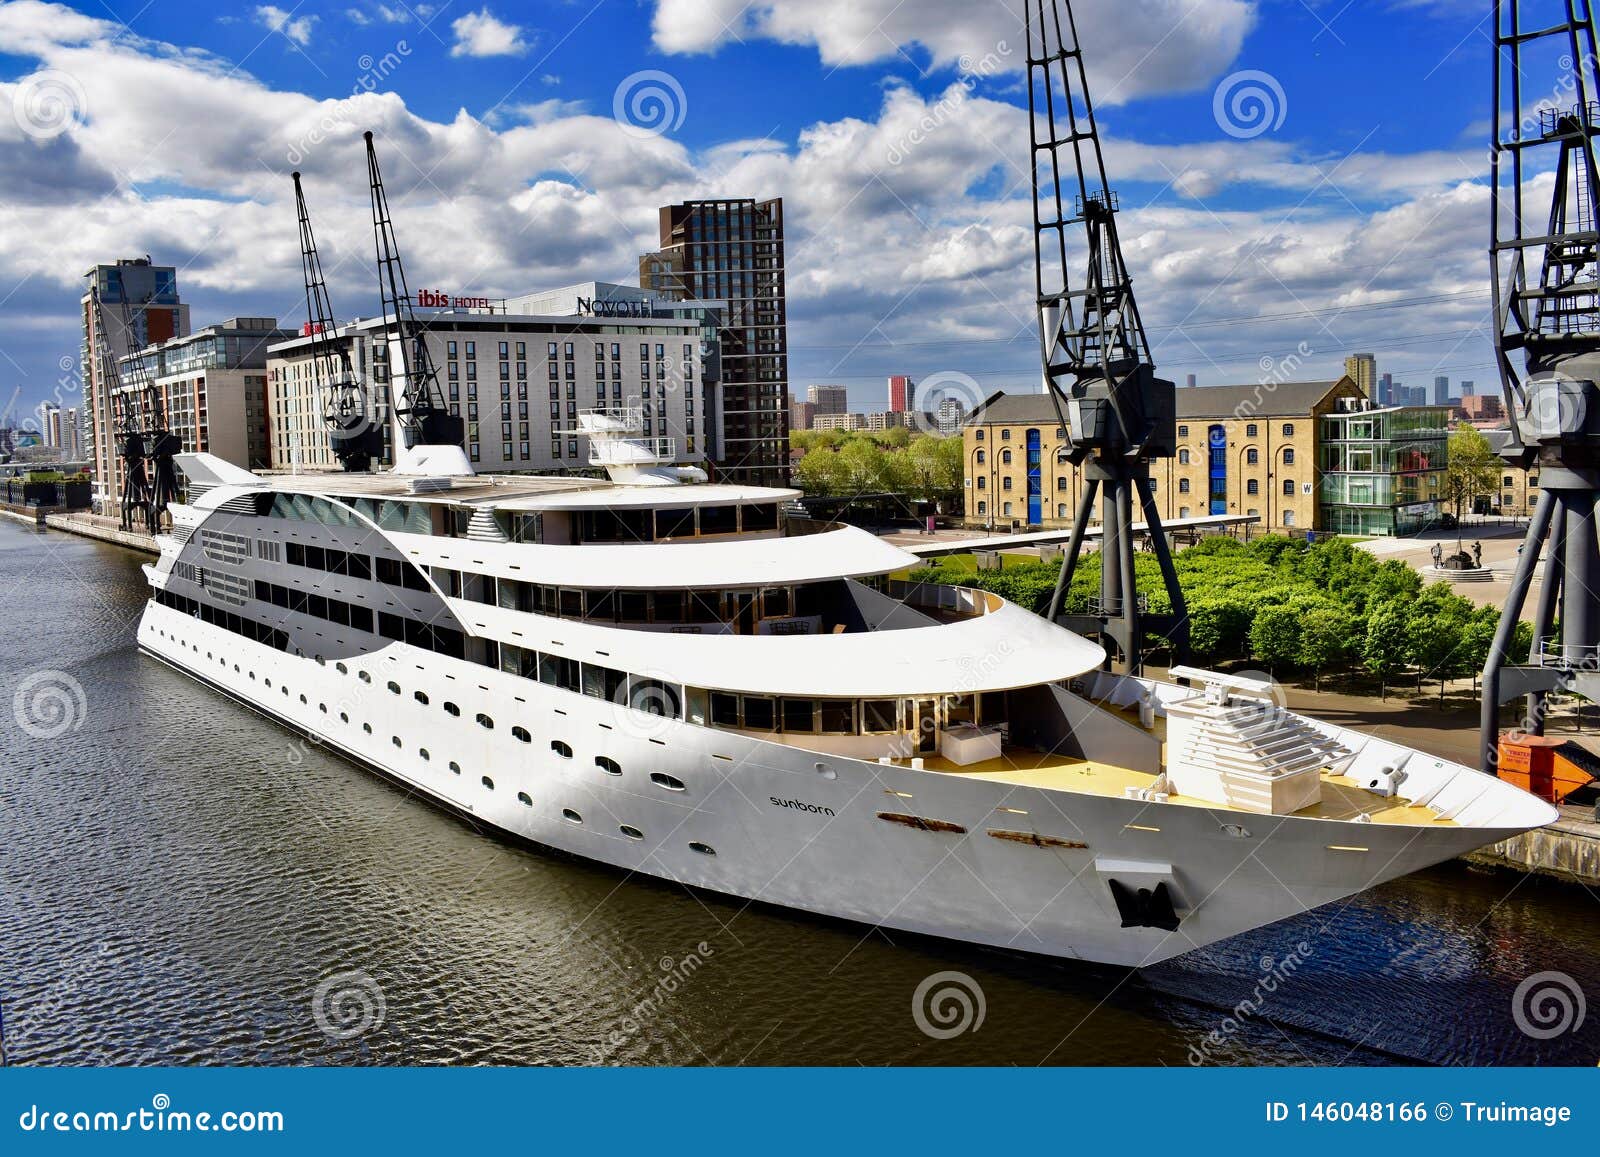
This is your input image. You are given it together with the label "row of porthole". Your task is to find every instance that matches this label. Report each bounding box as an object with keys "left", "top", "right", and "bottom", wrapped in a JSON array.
[{"left": 159, "top": 625, "right": 703, "bottom": 847}]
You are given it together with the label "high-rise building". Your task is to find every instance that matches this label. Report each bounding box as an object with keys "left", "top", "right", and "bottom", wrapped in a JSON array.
[
  {"left": 790, "top": 398, "right": 817, "bottom": 431},
  {"left": 887, "top": 375, "right": 915, "bottom": 413},
  {"left": 1185, "top": 374, "right": 1197, "bottom": 388},
  {"left": 1461, "top": 380, "right": 1475, "bottom": 397},
  {"left": 38, "top": 402, "right": 61, "bottom": 449},
  {"left": 639, "top": 198, "right": 789, "bottom": 486},
  {"left": 808, "top": 384, "right": 848, "bottom": 415},
  {"left": 64, "top": 407, "right": 80, "bottom": 460},
  {"left": 1344, "top": 352, "right": 1376, "bottom": 397},
  {"left": 1433, "top": 375, "right": 1450, "bottom": 405},
  {"left": 934, "top": 396, "right": 966, "bottom": 436},
  {"left": 81, "top": 258, "right": 190, "bottom": 512},
  {"left": 1377, "top": 372, "right": 1394, "bottom": 406}
]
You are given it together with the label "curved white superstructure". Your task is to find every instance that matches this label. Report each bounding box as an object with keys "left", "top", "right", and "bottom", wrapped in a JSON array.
[{"left": 135, "top": 442, "right": 1558, "bottom": 968}]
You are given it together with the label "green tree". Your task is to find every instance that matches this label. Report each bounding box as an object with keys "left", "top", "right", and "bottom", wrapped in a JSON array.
[
  {"left": 1298, "top": 605, "right": 1348, "bottom": 692},
  {"left": 1249, "top": 603, "right": 1302, "bottom": 673},
  {"left": 1363, "top": 600, "right": 1410, "bottom": 700},
  {"left": 1444, "top": 422, "right": 1501, "bottom": 520}
]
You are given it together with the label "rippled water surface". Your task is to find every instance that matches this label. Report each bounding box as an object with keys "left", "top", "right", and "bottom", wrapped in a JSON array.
[{"left": 2, "top": 519, "right": 1597, "bottom": 1066}]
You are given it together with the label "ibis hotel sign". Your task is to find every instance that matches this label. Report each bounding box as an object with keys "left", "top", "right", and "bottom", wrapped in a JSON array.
[{"left": 416, "top": 289, "right": 496, "bottom": 310}]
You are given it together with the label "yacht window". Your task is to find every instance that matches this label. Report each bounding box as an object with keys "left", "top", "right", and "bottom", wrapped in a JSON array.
[
  {"left": 710, "top": 692, "right": 740, "bottom": 726},
  {"left": 820, "top": 700, "right": 855, "bottom": 734},
  {"left": 512, "top": 725, "right": 531, "bottom": 743},
  {"left": 498, "top": 579, "right": 528, "bottom": 611},
  {"left": 686, "top": 592, "right": 721, "bottom": 623},
  {"left": 558, "top": 589, "right": 583, "bottom": 618},
  {"left": 582, "top": 664, "right": 625, "bottom": 701},
  {"left": 482, "top": 776, "right": 494, "bottom": 790},
  {"left": 562, "top": 808, "right": 583, "bottom": 824},
  {"left": 387, "top": 680, "right": 401, "bottom": 695},
  {"left": 476, "top": 713, "right": 494, "bottom": 729},
  {"left": 619, "top": 825, "right": 644, "bottom": 840},
  {"left": 741, "top": 696, "right": 776, "bottom": 732},
  {"left": 518, "top": 792, "right": 532, "bottom": 807},
  {"left": 651, "top": 773, "right": 686, "bottom": 792},
  {"left": 741, "top": 505, "right": 778, "bottom": 531},
  {"left": 656, "top": 507, "right": 696, "bottom": 539},
  {"left": 449, "top": 761, "right": 461, "bottom": 775},
  {"left": 358, "top": 671, "right": 372, "bottom": 683},
  {"left": 444, "top": 701, "right": 460, "bottom": 716},
  {"left": 761, "top": 588, "right": 790, "bottom": 618},
  {"left": 699, "top": 505, "right": 737, "bottom": 535},
  {"left": 782, "top": 698, "right": 816, "bottom": 733},
  {"left": 947, "top": 694, "right": 977, "bottom": 727},
  {"left": 688, "top": 841, "right": 716, "bottom": 856},
  {"left": 551, "top": 740, "right": 573, "bottom": 758},
  {"left": 539, "top": 654, "right": 580, "bottom": 692},
  {"left": 585, "top": 590, "right": 615, "bottom": 621},
  {"left": 629, "top": 678, "right": 680, "bottom": 718},
  {"left": 414, "top": 691, "right": 429, "bottom": 706},
  {"left": 596, "top": 756, "right": 622, "bottom": 776},
  {"left": 653, "top": 591, "right": 684, "bottom": 622},
  {"left": 617, "top": 591, "right": 649, "bottom": 622},
  {"left": 419, "top": 748, "right": 430, "bottom": 761},
  {"left": 862, "top": 699, "right": 899, "bottom": 733}
]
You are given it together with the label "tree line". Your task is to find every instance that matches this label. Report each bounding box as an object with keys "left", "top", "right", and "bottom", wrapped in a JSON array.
[
  {"left": 791, "top": 430, "right": 965, "bottom": 510},
  {"left": 909, "top": 534, "right": 1528, "bottom": 699}
]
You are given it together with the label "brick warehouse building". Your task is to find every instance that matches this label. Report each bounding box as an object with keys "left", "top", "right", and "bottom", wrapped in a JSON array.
[{"left": 962, "top": 378, "right": 1368, "bottom": 534}]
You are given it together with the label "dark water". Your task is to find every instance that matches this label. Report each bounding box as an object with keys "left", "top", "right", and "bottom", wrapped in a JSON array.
[{"left": 2, "top": 517, "right": 1597, "bottom": 1067}]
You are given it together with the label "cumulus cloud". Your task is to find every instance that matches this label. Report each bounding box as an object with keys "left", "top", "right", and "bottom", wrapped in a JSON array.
[
  {"left": 0, "top": 0, "right": 1498, "bottom": 420},
  {"left": 255, "top": 5, "right": 317, "bottom": 47},
  {"left": 649, "top": 0, "right": 1257, "bottom": 103},
  {"left": 449, "top": 8, "right": 528, "bottom": 57}
]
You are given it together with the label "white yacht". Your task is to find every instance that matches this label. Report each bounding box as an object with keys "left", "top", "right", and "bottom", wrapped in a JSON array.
[{"left": 136, "top": 415, "right": 1557, "bottom": 967}]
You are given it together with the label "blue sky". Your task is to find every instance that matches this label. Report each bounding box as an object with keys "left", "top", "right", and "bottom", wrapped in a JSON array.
[{"left": 0, "top": 0, "right": 1513, "bottom": 433}]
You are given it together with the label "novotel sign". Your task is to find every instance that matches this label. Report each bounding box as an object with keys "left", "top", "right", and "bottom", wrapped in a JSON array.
[
  {"left": 576, "top": 296, "right": 664, "bottom": 318},
  {"left": 416, "top": 289, "right": 496, "bottom": 310}
]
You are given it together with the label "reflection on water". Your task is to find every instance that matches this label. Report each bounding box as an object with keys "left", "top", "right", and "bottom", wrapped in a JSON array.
[{"left": 1, "top": 520, "right": 1596, "bottom": 1066}]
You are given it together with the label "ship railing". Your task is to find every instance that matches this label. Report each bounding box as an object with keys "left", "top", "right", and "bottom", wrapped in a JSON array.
[
  {"left": 1533, "top": 640, "right": 1600, "bottom": 671},
  {"left": 880, "top": 579, "right": 1002, "bottom": 619}
]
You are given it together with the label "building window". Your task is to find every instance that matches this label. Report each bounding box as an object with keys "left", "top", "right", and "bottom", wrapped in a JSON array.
[
  {"left": 1283, "top": 448, "right": 1295, "bottom": 465},
  {"left": 1282, "top": 423, "right": 1294, "bottom": 436},
  {"left": 1178, "top": 478, "right": 1190, "bottom": 493},
  {"left": 1247, "top": 479, "right": 1259, "bottom": 495},
  {"left": 1178, "top": 449, "right": 1190, "bottom": 464},
  {"left": 1001, "top": 449, "right": 1012, "bottom": 465},
  {"left": 977, "top": 501, "right": 987, "bottom": 515},
  {"left": 975, "top": 449, "right": 985, "bottom": 464},
  {"left": 1246, "top": 423, "right": 1258, "bottom": 437},
  {"left": 1283, "top": 479, "right": 1295, "bottom": 495},
  {"left": 1002, "top": 477, "right": 1013, "bottom": 491},
  {"left": 976, "top": 477, "right": 986, "bottom": 490},
  {"left": 975, "top": 430, "right": 984, "bottom": 441},
  {"left": 1283, "top": 510, "right": 1296, "bottom": 527},
  {"left": 1246, "top": 448, "right": 1259, "bottom": 465},
  {"left": 1178, "top": 425, "right": 1188, "bottom": 437}
]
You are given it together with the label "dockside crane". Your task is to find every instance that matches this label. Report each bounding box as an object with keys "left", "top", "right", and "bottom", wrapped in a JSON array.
[
  {"left": 294, "top": 170, "right": 385, "bottom": 472},
  {"left": 1032, "top": 0, "right": 1187, "bottom": 674},
  {"left": 118, "top": 295, "right": 182, "bottom": 533},
  {"left": 364, "top": 131, "right": 464, "bottom": 455},
  {"left": 1481, "top": 1, "right": 1600, "bottom": 770},
  {"left": 90, "top": 286, "right": 153, "bottom": 533}
]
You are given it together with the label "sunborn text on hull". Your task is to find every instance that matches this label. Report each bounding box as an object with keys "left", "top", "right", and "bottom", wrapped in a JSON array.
[{"left": 135, "top": 417, "right": 1556, "bottom": 969}]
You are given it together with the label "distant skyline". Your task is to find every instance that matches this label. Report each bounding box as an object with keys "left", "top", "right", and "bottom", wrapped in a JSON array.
[{"left": 0, "top": 1, "right": 1510, "bottom": 433}]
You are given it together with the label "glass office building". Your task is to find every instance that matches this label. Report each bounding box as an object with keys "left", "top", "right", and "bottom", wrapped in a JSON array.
[{"left": 1318, "top": 403, "right": 1449, "bottom": 536}]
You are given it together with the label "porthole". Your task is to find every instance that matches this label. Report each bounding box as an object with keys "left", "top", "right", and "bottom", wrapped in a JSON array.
[
  {"left": 551, "top": 740, "right": 573, "bottom": 758},
  {"left": 512, "top": 725, "right": 532, "bottom": 743},
  {"left": 651, "top": 772, "right": 686, "bottom": 792},
  {"left": 620, "top": 824, "right": 644, "bottom": 840},
  {"left": 562, "top": 808, "right": 583, "bottom": 824},
  {"left": 299, "top": 694, "right": 308, "bottom": 704},
  {"left": 392, "top": 736, "right": 402, "bottom": 748},
  {"left": 319, "top": 703, "right": 327, "bottom": 713},
  {"left": 363, "top": 723, "right": 372, "bottom": 734},
  {"left": 420, "top": 748, "right": 430, "bottom": 761},
  {"left": 517, "top": 792, "right": 532, "bottom": 807},
  {"left": 340, "top": 712, "right": 349, "bottom": 723},
  {"left": 359, "top": 671, "right": 371, "bottom": 683},
  {"left": 281, "top": 686, "right": 289, "bottom": 696},
  {"left": 688, "top": 841, "right": 716, "bottom": 856},
  {"left": 265, "top": 679, "right": 272, "bottom": 688},
  {"left": 476, "top": 713, "right": 494, "bottom": 730},
  {"left": 387, "top": 681, "right": 401, "bottom": 695},
  {"left": 414, "top": 691, "right": 429, "bottom": 705},
  {"left": 596, "top": 756, "right": 622, "bottom": 776},
  {"left": 449, "top": 761, "right": 461, "bottom": 775},
  {"left": 249, "top": 672, "right": 256, "bottom": 681},
  {"left": 482, "top": 776, "right": 494, "bottom": 790},
  {"left": 336, "top": 662, "right": 348, "bottom": 674},
  {"left": 444, "top": 702, "right": 460, "bottom": 716}
]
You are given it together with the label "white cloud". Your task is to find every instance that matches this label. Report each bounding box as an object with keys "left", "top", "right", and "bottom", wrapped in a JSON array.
[
  {"left": 649, "top": 0, "right": 1257, "bottom": 103},
  {"left": 449, "top": 8, "right": 528, "bottom": 58},
  {"left": 255, "top": 5, "right": 317, "bottom": 47},
  {"left": 0, "top": 0, "right": 1499, "bottom": 420}
]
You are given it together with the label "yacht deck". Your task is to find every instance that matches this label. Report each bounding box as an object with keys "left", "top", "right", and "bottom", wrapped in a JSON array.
[{"left": 897, "top": 748, "right": 1455, "bottom": 826}]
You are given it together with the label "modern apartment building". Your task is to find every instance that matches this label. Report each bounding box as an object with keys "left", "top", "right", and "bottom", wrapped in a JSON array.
[
  {"left": 117, "top": 317, "right": 294, "bottom": 472},
  {"left": 1344, "top": 352, "right": 1376, "bottom": 398},
  {"left": 887, "top": 375, "right": 915, "bottom": 413},
  {"left": 808, "top": 384, "right": 848, "bottom": 415},
  {"left": 81, "top": 258, "right": 190, "bottom": 511},
  {"left": 1318, "top": 400, "right": 1449, "bottom": 536},
  {"left": 640, "top": 198, "right": 789, "bottom": 485}
]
